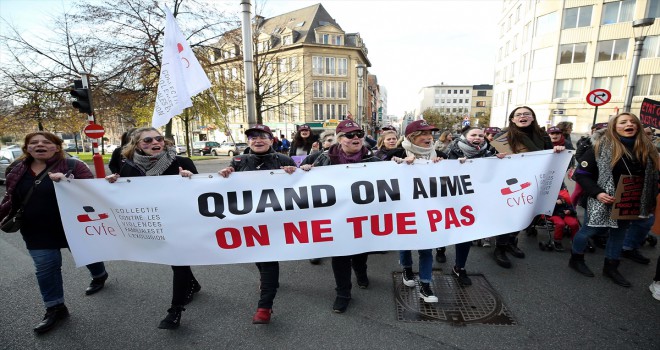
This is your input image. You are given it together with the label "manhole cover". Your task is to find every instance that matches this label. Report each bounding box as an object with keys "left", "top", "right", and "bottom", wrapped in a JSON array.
[{"left": 393, "top": 270, "right": 516, "bottom": 326}]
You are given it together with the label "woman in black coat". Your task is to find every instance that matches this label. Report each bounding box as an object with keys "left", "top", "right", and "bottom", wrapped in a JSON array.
[{"left": 105, "top": 127, "right": 200, "bottom": 330}]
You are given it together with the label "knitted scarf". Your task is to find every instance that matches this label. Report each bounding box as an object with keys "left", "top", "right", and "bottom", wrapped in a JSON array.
[
  {"left": 402, "top": 140, "right": 436, "bottom": 160},
  {"left": 456, "top": 136, "right": 486, "bottom": 158},
  {"left": 132, "top": 147, "right": 176, "bottom": 176},
  {"left": 327, "top": 144, "right": 368, "bottom": 164},
  {"left": 516, "top": 126, "right": 546, "bottom": 153},
  {"left": 587, "top": 139, "right": 658, "bottom": 227}
]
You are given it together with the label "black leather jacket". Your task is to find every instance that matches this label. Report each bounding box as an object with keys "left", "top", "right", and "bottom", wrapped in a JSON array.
[{"left": 229, "top": 149, "right": 296, "bottom": 171}]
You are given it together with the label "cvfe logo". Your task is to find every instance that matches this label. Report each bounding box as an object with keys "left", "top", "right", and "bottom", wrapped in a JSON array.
[
  {"left": 76, "top": 206, "right": 117, "bottom": 236},
  {"left": 500, "top": 178, "right": 534, "bottom": 207}
]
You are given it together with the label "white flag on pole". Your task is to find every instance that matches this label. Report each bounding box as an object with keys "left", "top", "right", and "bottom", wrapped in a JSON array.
[{"left": 152, "top": 5, "right": 212, "bottom": 128}]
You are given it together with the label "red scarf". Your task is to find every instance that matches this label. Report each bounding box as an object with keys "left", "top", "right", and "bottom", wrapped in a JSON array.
[{"left": 552, "top": 134, "right": 565, "bottom": 147}]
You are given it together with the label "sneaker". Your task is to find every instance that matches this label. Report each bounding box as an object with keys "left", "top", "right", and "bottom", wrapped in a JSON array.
[
  {"left": 482, "top": 238, "right": 491, "bottom": 248},
  {"left": 452, "top": 266, "right": 472, "bottom": 286},
  {"left": 402, "top": 267, "right": 416, "bottom": 287},
  {"left": 621, "top": 249, "right": 651, "bottom": 265},
  {"left": 553, "top": 241, "right": 565, "bottom": 252},
  {"left": 649, "top": 281, "right": 660, "bottom": 301},
  {"left": 332, "top": 296, "right": 351, "bottom": 313},
  {"left": 419, "top": 282, "right": 438, "bottom": 303},
  {"left": 435, "top": 248, "right": 447, "bottom": 263},
  {"left": 252, "top": 308, "right": 272, "bottom": 324}
]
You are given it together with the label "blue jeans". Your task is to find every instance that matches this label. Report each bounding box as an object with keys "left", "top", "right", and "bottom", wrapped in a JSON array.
[
  {"left": 399, "top": 249, "right": 433, "bottom": 283},
  {"left": 29, "top": 249, "right": 106, "bottom": 308},
  {"left": 623, "top": 216, "right": 655, "bottom": 250},
  {"left": 572, "top": 221, "right": 632, "bottom": 260}
]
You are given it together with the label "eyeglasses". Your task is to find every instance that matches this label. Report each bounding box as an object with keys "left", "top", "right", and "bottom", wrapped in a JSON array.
[
  {"left": 140, "top": 136, "right": 164, "bottom": 143},
  {"left": 247, "top": 133, "right": 272, "bottom": 140},
  {"left": 344, "top": 131, "right": 365, "bottom": 139},
  {"left": 324, "top": 138, "right": 334, "bottom": 143},
  {"left": 514, "top": 112, "right": 533, "bottom": 118}
]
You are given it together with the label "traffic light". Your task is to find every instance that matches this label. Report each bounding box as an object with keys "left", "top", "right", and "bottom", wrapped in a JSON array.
[{"left": 70, "top": 79, "right": 93, "bottom": 115}]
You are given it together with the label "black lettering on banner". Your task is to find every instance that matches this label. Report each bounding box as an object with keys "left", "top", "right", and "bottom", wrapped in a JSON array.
[
  {"left": 283, "top": 187, "right": 310, "bottom": 210},
  {"left": 256, "top": 189, "right": 283, "bottom": 213},
  {"left": 198, "top": 193, "right": 225, "bottom": 219},
  {"left": 227, "top": 191, "right": 253, "bottom": 215},
  {"left": 351, "top": 181, "right": 374, "bottom": 204},
  {"left": 412, "top": 178, "right": 427, "bottom": 199},
  {"left": 311, "top": 185, "right": 336, "bottom": 207}
]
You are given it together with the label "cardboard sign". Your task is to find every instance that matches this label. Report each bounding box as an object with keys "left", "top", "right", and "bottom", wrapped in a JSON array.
[
  {"left": 490, "top": 134, "right": 512, "bottom": 154},
  {"left": 610, "top": 175, "right": 643, "bottom": 220},
  {"left": 639, "top": 98, "right": 660, "bottom": 129}
]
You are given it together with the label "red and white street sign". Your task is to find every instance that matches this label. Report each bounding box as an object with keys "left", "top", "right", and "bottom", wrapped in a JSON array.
[
  {"left": 586, "top": 89, "right": 611, "bottom": 107},
  {"left": 83, "top": 124, "right": 105, "bottom": 139}
]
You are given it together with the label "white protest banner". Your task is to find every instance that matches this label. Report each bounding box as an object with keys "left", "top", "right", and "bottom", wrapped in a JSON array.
[
  {"left": 152, "top": 5, "right": 212, "bottom": 128},
  {"left": 55, "top": 151, "right": 572, "bottom": 267}
]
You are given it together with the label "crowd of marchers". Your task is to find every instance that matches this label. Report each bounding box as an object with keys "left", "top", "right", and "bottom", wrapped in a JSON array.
[{"left": 1, "top": 106, "right": 658, "bottom": 334}]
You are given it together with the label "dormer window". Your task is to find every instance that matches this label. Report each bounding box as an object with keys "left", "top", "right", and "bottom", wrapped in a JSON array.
[
  {"left": 283, "top": 35, "right": 292, "bottom": 45},
  {"left": 320, "top": 34, "right": 343, "bottom": 45}
]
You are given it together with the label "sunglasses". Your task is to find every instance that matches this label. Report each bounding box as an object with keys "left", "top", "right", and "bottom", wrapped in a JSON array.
[
  {"left": 247, "top": 132, "right": 272, "bottom": 140},
  {"left": 140, "top": 136, "right": 164, "bottom": 143},
  {"left": 344, "top": 131, "right": 365, "bottom": 139}
]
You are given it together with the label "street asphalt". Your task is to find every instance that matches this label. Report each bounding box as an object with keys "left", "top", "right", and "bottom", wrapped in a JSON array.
[{"left": 0, "top": 157, "right": 659, "bottom": 350}]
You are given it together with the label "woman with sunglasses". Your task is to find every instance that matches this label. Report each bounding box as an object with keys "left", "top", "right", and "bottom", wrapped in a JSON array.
[
  {"left": 388, "top": 120, "right": 443, "bottom": 303},
  {"left": 218, "top": 124, "right": 297, "bottom": 324},
  {"left": 300, "top": 120, "right": 381, "bottom": 313},
  {"left": 490, "top": 106, "right": 564, "bottom": 269},
  {"left": 105, "top": 127, "right": 201, "bottom": 330}
]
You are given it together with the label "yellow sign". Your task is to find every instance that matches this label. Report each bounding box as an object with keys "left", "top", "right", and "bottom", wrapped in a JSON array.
[{"left": 323, "top": 119, "right": 340, "bottom": 128}]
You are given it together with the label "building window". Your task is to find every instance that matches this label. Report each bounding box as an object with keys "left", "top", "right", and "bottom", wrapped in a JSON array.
[
  {"left": 292, "top": 105, "right": 300, "bottom": 122},
  {"left": 338, "top": 81, "right": 347, "bottom": 98},
  {"left": 290, "top": 81, "right": 299, "bottom": 94},
  {"left": 532, "top": 46, "right": 554, "bottom": 68},
  {"left": 313, "top": 80, "right": 324, "bottom": 98},
  {"left": 477, "top": 91, "right": 487, "bottom": 96},
  {"left": 601, "top": 0, "right": 634, "bottom": 25},
  {"left": 453, "top": 99, "right": 457, "bottom": 103},
  {"left": 476, "top": 101, "right": 486, "bottom": 107},
  {"left": 554, "top": 78, "right": 585, "bottom": 98},
  {"left": 535, "top": 11, "right": 558, "bottom": 36},
  {"left": 562, "top": 5, "right": 593, "bottom": 29},
  {"left": 459, "top": 99, "right": 463, "bottom": 103},
  {"left": 445, "top": 89, "right": 450, "bottom": 94},
  {"left": 459, "top": 90, "right": 464, "bottom": 94},
  {"left": 326, "top": 81, "right": 336, "bottom": 98},
  {"left": 325, "top": 57, "right": 335, "bottom": 75},
  {"left": 279, "top": 58, "right": 288, "bottom": 73},
  {"left": 312, "top": 56, "right": 323, "bottom": 75},
  {"left": 642, "top": 35, "right": 660, "bottom": 58},
  {"left": 465, "top": 98, "right": 470, "bottom": 104},
  {"left": 559, "top": 43, "right": 587, "bottom": 64},
  {"left": 597, "top": 39, "right": 629, "bottom": 61},
  {"left": 454, "top": 90, "right": 457, "bottom": 94},
  {"left": 322, "top": 34, "right": 330, "bottom": 44},
  {"left": 634, "top": 74, "right": 660, "bottom": 96},
  {"left": 280, "top": 82, "right": 289, "bottom": 95},
  {"left": 290, "top": 56, "right": 298, "bottom": 70},
  {"left": 466, "top": 89, "right": 470, "bottom": 94},
  {"left": 651, "top": 0, "right": 660, "bottom": 18},
  {"left": 593, "top": 76, "right": 624, "bottom": 96},
  {"left": 326, "top": 104, "right": 336, "bottom": 119},
  {"left": 337, "top": 58, "right": 347, "bottom": 76},
  {"left": 313, "top": 104, "right": 324, "bottom": 120},
  {"left": 282, "top": 35, "right": 292, "bottom": 45},
  {"left": 333, "top": 35, "right": 342, "bottom": 45},
  {"left": 339, "top": 104, "right": 347, "bottom": 119}
]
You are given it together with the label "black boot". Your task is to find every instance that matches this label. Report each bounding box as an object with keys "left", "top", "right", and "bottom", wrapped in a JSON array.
[
  {"left": 603, "top": 258, "right": 631, "bottom": 287},
  {"left": 158, "top": 305, "right": 185, "bottom": 329},
  {"left": 506, "top": 243, "right": 525, "bottom": 258},
  {"left": 435, "top": 247, "right": 447, "bottom": 263},
  {"left": 494, "top": 246, "right": 511, "bottom": 268},
  {"left": 184, "top": 279, "right": 201, "bottom": 305},
  {"left": 569, "top": 253, "right": 594, "bottom": 277},
  {"left": 85, "top": 272, "right": 108, "bottom": 295},
  {"left": 33, "top": 304, "right": 69, "bottom": 334}
]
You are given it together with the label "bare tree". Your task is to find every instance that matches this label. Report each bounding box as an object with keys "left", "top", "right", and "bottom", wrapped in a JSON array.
[{"left": 0, "top": 0, "right": 235, "bottom": 139}]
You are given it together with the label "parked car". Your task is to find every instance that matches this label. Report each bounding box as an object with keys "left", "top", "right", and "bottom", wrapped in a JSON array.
[
  {"left": 175, "top": 144, "right": 187, "bottom": 155},
  {"left": 213, "top": 142, "right": 248, "bottom": 156},
  {"left": 192, "top": 141, "right": 221, "bottom": 156},
  {"left": 104, "top": 144, "right": 119, "bottom": 153},
  {"left": 0, "top": 146, "right": 24, "bottom": 184},
  {"left": 63, "top": 144, "right": 84, "bottom": 152}
]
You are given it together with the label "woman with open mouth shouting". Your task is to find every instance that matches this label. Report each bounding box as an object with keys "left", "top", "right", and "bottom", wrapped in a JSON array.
[
  {"left": 105, "top": 127, "right": 201, "bottom": 330},
  {"left": 570, "top": 112, "right": 658, "bottom": 287},
  {"left": 492, "top": 106, "right": 564, "bottom": 269}
]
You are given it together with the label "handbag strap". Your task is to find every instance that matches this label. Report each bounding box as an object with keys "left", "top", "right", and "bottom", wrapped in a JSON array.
[{"left": 17, "top": 161, "right": 61, "bottom": 210}]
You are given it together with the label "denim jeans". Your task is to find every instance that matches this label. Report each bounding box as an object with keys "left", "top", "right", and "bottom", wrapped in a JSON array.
[
  {"left": 399, "top": 249, "right": 433, "bottom": 283},
  {"left": 28, "top": 249, "right": 106, "bottom": 308},
  {"left": 572, "top": 221, "right": 631, "bottom": 259},
  {"left": 622, "top": 216, "right": 654, "bottom": 250}
]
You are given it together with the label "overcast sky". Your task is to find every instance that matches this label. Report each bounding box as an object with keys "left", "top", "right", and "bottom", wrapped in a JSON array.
[{"left": 0, "top": 0, "right": 502, "bottom": 118}]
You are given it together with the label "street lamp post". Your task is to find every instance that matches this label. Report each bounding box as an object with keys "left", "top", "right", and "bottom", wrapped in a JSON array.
[
  {"left": 356, "top": 64, "right": 366, "bottom": 126},
  {"left": 623, "top": 18, "right": 655, "bottom": 113}
]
